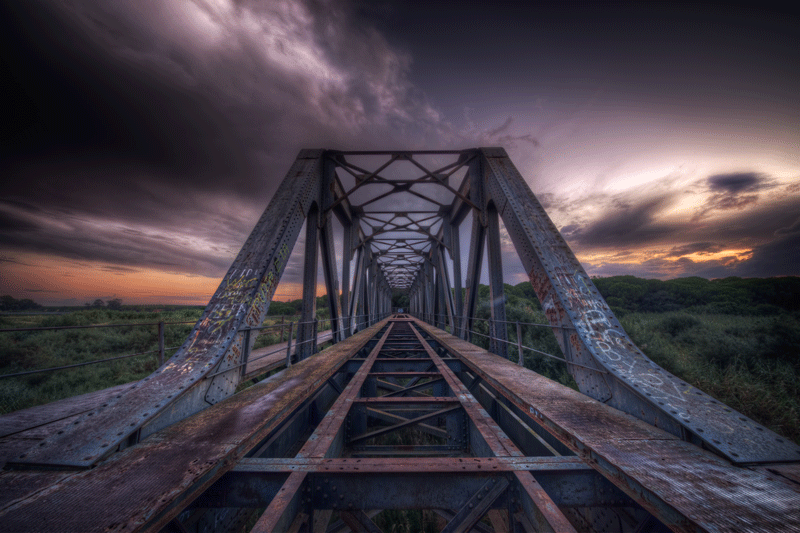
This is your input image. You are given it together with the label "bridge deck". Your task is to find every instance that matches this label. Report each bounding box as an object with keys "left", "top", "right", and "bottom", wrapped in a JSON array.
[
  {"left": 414, "top": 320, "right": 800, "bottom": 533},
  {"left": 0, "top": 317, "right": 798, "bottom": 533}
]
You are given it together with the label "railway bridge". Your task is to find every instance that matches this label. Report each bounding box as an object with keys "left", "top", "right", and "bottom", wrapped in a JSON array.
[{"left": 1, "top": 149, "right": 799, "bottom": 532}]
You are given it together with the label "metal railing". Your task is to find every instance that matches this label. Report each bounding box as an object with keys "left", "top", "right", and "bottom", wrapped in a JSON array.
[
  {"left": 0, "top": 311, "right": 395, "bottom": 381},
  {"left": 231, "top": 311, "right": 391, "bottom": 378},
  {"left": 0, "top": 320, "right": 196, "bottom": 379},
  {"left": 411, "top": 311, "right": 607, "bottom": 375}
]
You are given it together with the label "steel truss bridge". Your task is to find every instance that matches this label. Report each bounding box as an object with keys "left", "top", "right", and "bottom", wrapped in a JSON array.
[{"left": 1, "top": 148, "right": 799, "bottom": 532}]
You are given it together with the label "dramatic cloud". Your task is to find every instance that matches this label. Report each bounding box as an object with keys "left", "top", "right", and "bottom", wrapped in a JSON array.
[
  {"left": 694, "top": 172, "right": 777, "bottom": 219},
  {"left": 1, "top": 0, "right": 474, "bottom": 282},
  {"left": 664, "top": 242, "right": 724, "bottom": 258},
  {"left": 708, "top": 172, "right": 765, "bottom": 194},
  {"left": 2, "top": 1, "right": 799, "bottom": 303},
  {"left": 698, "top": 217, "right": 800, "bottom": 278},
  {"left": 561, "top": 195, "right": 679, "bottom": 248}
]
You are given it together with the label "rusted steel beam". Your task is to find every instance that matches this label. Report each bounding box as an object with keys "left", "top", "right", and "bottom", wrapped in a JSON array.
[
  {"left": 349, "top": 406, "right": 461, "bottom": 445},
  {"left": 441, "top": 477, "right": 510, "bottom": 533},
  {"left": 408, "top": 324, "right": 576, "bottom": 531},
  {"left": 479, "top": 147, "right": 800, "bottom": 464},
  {"left": 250, "top": 471, "right": 307, "bottom": 533},
  {"left": 415, "top": 318, "right": 800, "bottom": 533},
  {"left": 296, "top": 325, "right": 393, "bottom": 460},
  {"left": 0, "top": 320, "right": 389, "bottom": 533},
  {"left": 228, "top": 456, "right": 591, "bottom": 474},
  {"left": 485, "top": 204, "right": 508, "bottom": 358},
  {"left": 11, "top": 150, "right": 325, "bottom": 469}
]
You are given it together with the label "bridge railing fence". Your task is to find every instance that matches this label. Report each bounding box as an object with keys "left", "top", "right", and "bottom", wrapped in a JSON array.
[
  {"left": 411, "top": 311, "right": 605, "bottom": 375},
  {"left": 0, "top": 310, "right": 381, "bottom": 382}
]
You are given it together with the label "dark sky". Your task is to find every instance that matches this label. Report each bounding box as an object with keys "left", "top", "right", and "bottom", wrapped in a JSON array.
[{"left": 1, "top": 0, "right": 799, "bottom": 304}]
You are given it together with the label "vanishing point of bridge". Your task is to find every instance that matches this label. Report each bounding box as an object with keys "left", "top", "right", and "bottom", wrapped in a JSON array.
[{"left": 0, "top": 149, "right": 799, "bottom": 532}]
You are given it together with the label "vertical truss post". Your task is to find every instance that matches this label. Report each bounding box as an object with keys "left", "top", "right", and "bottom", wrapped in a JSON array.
[
  {"left": 367, "top": 252, "right": 377, "bottom": 326},
  {"left": 298, "top": 206, "right": 319, "bottom": 361},
  {"left": 445, "top": 214, "right": 463, "bottom": 334},
  {"left": 285, "top": 321, "right": 293, "bottom": 367},
  {"left": 319, "top": 158, "right": 343, "bottom": 343},
  {"left": 340, "top": 221, "right": 353, "bottom": 337},
  {"left": 350, "top": 244, "right": 365, "bottom": 332},
  {"left": 424, "top": 258, "right": 434, "bottom": 324},
  {"left": 461, "top": 154, "right": 487, "bottom": 340},
  {"left": 436, "top": 245, "right": 456, "bottom": 333},
  {"left": 361, "top": 252, "right": 371, "bottom": 327},
  {"left": 433, "top": 254, "right": 442, "bottom": 328},
  {"left": 486, "top": 204, "right": 508, "bottom": 358}
]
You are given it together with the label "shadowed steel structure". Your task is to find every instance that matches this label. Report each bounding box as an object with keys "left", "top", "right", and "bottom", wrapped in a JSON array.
[{"left": 1, "top": 149, "right": 799, "bottom": 532}]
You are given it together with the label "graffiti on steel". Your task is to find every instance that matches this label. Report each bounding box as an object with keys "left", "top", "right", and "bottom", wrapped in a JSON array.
[
  {"left": 482, "top": 148, "right": 800, "bottom": 463},
  {"left": 11, "top": 153, "right": 322, "bottom": 467}
]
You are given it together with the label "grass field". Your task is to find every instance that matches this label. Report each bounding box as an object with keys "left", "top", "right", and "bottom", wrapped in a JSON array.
[
  {"left": 1, "top": 292, "right": 798, "bottom": 446},
  {"left": 0, "top": 308, "right": 310, "bottom": 414}
]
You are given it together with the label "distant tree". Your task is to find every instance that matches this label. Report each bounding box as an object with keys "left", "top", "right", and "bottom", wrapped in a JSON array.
[
  {"left": 92, "top": 299, "right": 105, "bottom": 308},
  {"left": 107, "top": 298, "right": 122, "bottom": 310},
  {"left": 0, "top": 295, "right": 42, "bottom": 311},
  {"left": 392, "top": 290, "right": 410, "bottom": 309}
]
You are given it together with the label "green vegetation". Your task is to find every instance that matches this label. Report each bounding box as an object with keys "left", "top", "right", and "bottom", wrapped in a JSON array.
[
  {"left": 0, "top": 295, "right": 43, "bottom": 312},
  {"left": 0, "top": 300, "right": 335, "bottom": 414},
  {"left": 0, "top": 307, "right": 203, "bottom": 413},
  {"left": 1, "top": 276, "right": 798, "bottom": 445},
  {"left": 463, "top": 277, "right": 800, "bottom": 444}
]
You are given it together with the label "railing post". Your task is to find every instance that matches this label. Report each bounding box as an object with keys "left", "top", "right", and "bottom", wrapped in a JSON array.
[
  {"left": 489, "top": 318, "right": 495, "bottom": 354},
  {"left": 285, "top": 321, "right": 294, "bottom": 367},
  {"left": 516, "top": 321, "right": 524, "bottom": 366},
  {"left": 157, "top": 321, "right": 165, "bottom": 366},
  {"left": 241, "top": 328, "right": 251, "bottom": 379},
  {"left": 561, "top": 326, "right": 571, "bottom": 363},
  {"left": 312, "top": 318, "right": 319, "bottom": 355},
  {"left": 280, "top": 315, "right": 285, "bottom": 343}
]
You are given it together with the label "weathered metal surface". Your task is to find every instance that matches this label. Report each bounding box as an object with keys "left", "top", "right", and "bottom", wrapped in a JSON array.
[
  {"left": 441, "top": 476, "right": 510, "bottom": 533},
  {"left": 227, "top": 456, "right": 591, "bottom": 474},
  {"left": 0, "top": 320, "right": 389, "bottom": 533},
  {"left": 249, "top": 471, "right": 307, "bottom": 533},
  {"left": 416, "top": 318, "right": 800, "bottom": 532},
  {"left": 485, "top": 205, "right": 508, "bottom": 357},
  {"left": 408, "top": 323, "right": 576, "bottom": 530},
  {"left": 480, "top": 147, "right": 800, "bottom": 464},
  {"left": 0, "top": 470, "right": 74, "bottom": 512},
  {"left": 12, "top": 151, "right": 325, "bottom": 469},
  {"left": 0, "top": 382, "right": 133, "bottom": 440}
]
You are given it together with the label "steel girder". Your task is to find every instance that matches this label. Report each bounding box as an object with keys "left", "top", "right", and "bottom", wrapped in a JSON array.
[
  {"left": 7, "top": 145, "right": 797, "bottom": 520},
  {"left": 475, "top": 147, "right": 800, "bottom": 463},
  {"left": 12, "top": 149, "right": 327, "bottom": 468}
]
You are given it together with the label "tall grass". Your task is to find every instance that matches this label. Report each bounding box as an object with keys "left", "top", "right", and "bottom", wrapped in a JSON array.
[
  {"left": 0, "top": 309, "right": 332, "bottom": 414},
  {"left": 621, "top": 311, "right": 800, "bottom": 443},
  {"left": 0, "top": 308, "right": 202, "bottom": 413}
]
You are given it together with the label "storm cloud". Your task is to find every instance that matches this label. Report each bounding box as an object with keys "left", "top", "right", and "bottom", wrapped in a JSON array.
[
  {"left": 1, "top": 0, "right": 476, "bottom": 280},
  {"left": 1, "top": 1, "right": 799, "bottom": 304},
  {"left": 561, "top": 195, "right": 679, "bottom": 248}
]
